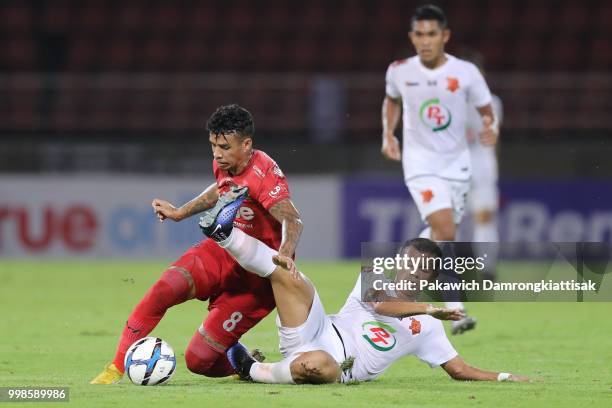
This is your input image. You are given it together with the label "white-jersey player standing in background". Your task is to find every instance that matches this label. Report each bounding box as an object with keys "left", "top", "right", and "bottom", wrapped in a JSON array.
[
  {"left": 199, "top": 196, "right": 528, "bottom": 384},
  {"left": 462, "top": 50, "right": 503, "bottom": 279},
  {"left": 381, "top": 4, "right": 499, "bottom": 333}
]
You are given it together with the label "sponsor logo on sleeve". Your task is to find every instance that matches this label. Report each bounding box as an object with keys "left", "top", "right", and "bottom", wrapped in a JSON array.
[
  {"left": 269, "top": 185, "right": 282, "bottom": 198},
  {"left": 273, "top": 166, "right": 284, "bottom": 178}
]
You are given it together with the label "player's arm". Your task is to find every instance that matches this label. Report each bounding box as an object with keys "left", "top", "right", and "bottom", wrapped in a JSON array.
[
  {"left": 152, "top": 182, "right": 219, "bottom": 222},
  {"left": 441, "top": 356, "right": 530, "bottom": 382},
  {"left": 269, "top": 198, "right": 303, "bottom": 259},
  {"left": 372, "top": 302, "right": 464, "bottom": 320},
  {"left": 381, "top": 95, "right": 402, "bottom": 161},
  {"left": 476, "top": 104, "right": 499, "bottom": 147}
]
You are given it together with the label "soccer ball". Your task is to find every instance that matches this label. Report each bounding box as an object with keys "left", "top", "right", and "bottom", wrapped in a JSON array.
[{"left": 124, "top": 337, "right": 176, "bottom": 386}]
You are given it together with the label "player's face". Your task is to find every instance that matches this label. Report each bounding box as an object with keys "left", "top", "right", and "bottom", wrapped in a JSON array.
[
  {"left": 209, "top": 132, "right": 252, "bottom": 173},
  {"left": 409, "top": 20, "right": 450, "bottom": 65}
]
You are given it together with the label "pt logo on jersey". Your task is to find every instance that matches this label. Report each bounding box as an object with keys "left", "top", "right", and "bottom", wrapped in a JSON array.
[
  {"left": 419, "top": 98, "right": 452, "bottom": 131},
  {"left": 361, "top": 321, "right": 397, "bottom": 352}
]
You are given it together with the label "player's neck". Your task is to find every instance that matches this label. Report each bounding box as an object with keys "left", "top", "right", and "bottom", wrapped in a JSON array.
[
  {"left": 229, "top": 150, "right": 254, "bottom": 176},
  {"left": 420, "top": 53, "right": 447, "bottom": 70}
]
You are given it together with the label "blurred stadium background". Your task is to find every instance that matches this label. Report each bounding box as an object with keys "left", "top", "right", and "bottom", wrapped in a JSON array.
[{"left": 1, "top": 0, "right": 611, "bottom": 260}]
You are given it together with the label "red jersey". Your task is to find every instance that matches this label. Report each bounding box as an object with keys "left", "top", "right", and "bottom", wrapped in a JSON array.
[{"left": 213, "top": 150, "right": 290, "bottom": 250}]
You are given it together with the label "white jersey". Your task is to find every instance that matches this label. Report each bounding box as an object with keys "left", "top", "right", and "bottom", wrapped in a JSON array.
[
  {"left": 330, "top": 277, "right": 457, "bottom": 382},
  {"left": 385, "top": 54, "right": 492, "bottom": 181}
]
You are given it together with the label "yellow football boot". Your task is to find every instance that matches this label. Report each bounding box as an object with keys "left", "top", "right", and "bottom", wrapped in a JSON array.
[{"left": 90, "top": 363, "right": 123, "bottom": 384}]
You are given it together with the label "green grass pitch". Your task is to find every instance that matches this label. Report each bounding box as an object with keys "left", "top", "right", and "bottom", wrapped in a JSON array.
[{"left": 0, "top": 260, "right": 611, "bottom": 407}]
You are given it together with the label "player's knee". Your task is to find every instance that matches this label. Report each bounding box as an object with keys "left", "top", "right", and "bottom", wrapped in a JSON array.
[
  {"left": 290, "top": 351, "right": 340, "bottom": 384},
  {"left": 442, "top": 358, "right": 467, "bottom": 380},
  {"left": 184, "top": 348, "right": 214, "bottom": 375},
  {"left": 475, "top": 210, "right": 494, "bottom": 224},
  {"left": 184, "top": 344, "right": 222, "bottom": 376},
  {"left": 431, "top": 224, "right": 456, "bottom": 241},
  {"left": 163, "top": 265, "right": 196, "bottom": 298}
]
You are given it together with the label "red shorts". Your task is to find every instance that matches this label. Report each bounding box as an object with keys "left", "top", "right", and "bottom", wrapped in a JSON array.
[{"left": 172, "top": 239, "right": 276, "bottom": 350}]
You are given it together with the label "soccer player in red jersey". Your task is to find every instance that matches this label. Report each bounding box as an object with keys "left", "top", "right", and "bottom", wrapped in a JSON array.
[{"left": 91, "top": 104, "right": 303, "bottom": 384}]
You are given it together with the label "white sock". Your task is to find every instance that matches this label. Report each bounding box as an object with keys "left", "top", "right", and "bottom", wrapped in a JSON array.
[
  {"left": 445, "top": 302, "right": 464, "bottom": 310},
  {"left": 217, "top": 228, "right": 277, "bottom": 277},
  {"left": 419, "top": 227, "right": 432, "bottom": 239},
  {"left": 249, "top": 358, "right": 295, "bottom": 384},
  {"left": 473, "top": 220, "right": 498, "bottom": 243},
  {"left": 473, "top": 220, "right": 499, "bottom": 271}
]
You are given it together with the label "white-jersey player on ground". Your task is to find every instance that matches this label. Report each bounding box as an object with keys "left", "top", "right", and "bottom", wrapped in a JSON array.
[
  {"left": 462, "top": 49, "right": 503, "bottom": 279},
  {"left": 381, "top": 5, "right": 499, "bottom": 333},
  {"left": 199, "top": 189, "right": 528, "bottom": 384}
]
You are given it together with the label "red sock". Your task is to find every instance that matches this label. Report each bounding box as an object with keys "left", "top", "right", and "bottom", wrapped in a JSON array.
[
  {"left": 184, "top": 332, "right": 235, "bottom": 377},
  {"left": 112, "top": 268, "right": 192, "bottom": 372}
]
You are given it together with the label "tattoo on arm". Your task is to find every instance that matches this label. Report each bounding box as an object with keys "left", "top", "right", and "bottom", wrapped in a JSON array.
[
  {"left": 269, "top": 198, "right": 303, "bottom": 257},
  {"left": 179, "top": 183, "right": 219, "bottom": 219}
]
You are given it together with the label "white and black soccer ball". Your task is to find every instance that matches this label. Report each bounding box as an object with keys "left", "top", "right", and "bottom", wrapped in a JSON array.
[{"left": 124, "top": 337, "right": 176, "bottom": 386}]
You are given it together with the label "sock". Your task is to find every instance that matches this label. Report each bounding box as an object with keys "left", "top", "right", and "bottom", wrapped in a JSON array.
[
  {"left": 473, "top": 220, "right": 498, "bottom": 243},
  {"left": 419, "top": 227, "right": 432, "bottom": 239},
  {"left": 445, "top": 302, "right": 464, "bottom": 310},
  {"left": 249, "top": 358, "right": 295, "bottom": 384},
  {"left": 473, "top": 220, "right": 499, "bottom": 274},
  {"left": 185, "top": 334, "right": 235, "bottom": 377},
  {"left": 218, "top": 229, "right": 277, "bottom": 277},
  {"left": 112, "top": 268, "right": 192, "bottom": 372}
]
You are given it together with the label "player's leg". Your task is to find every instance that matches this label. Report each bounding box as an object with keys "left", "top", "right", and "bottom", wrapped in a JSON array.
[
  {"left": 184, "top": 323, "right": 235, "bottom": 377},
  {"left": 90, "top": 265, "right": 196, "bottom": 384},
  {"left": 200, "top": 189, "right": 314, "bottom": 328},
  {"left": 426, "top": 208, "right": 456, "bottom": 241},
  {"left": 228, "top": 343, "right": 340, "bottom": 384},
  {"left": 469, "top": 145, "right": 500, "bottom": 279},
  {"left": 406, "top": 176, "right": 476, "bottom": 332},
  {"left": 185, "top": 268, "right": 276, "bottom": 377},
  {"left": 91, "top": 238, "right": 227, "bottom": 384}
]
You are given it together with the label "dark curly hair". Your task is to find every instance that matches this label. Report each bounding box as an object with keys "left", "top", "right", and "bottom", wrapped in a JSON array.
[{"left": 206, "top": 104, "right": 255, "bottom": 139}]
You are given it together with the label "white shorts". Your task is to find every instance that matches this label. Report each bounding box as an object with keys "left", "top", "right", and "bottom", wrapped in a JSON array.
[
  {"left": 406, "top": 175, "right": 470, "bottom": 224},
  {"left": 468, "top": 144, "right": 499, "bottom": 213},
  {"left": 276, "top": 290, "right": 345, "bottom": 364}
]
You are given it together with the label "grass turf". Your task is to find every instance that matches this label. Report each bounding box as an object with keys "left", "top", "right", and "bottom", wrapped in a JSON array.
[{"left": 0, "top": 260, "right": 611, "bottom": 407}]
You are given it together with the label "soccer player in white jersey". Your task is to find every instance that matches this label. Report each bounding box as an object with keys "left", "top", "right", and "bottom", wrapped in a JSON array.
[
  {"left": 199, "top": 190, "right": 528, "bottom": 384},
  {"left": 463, "top": 50, "right": 504, "bottom": 279},
  {"left": 380, "top": 5, "right": 499, "bottom": 332}
]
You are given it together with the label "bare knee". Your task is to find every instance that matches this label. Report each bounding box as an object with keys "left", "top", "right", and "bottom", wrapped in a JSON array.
[
  {"left": 430, "top": 223, "right": 456, "bottom": 241},
  {"left": 290, "top": 351, "right": 341, "bottom": 384},
  {"left": 474, "top": 210, "right": 494, "bottom": 224},
  {"left": 427, "top": 210, "right": 456, "bottom": 241}
]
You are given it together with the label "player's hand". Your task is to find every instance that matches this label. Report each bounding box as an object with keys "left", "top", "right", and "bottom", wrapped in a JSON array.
[
  {"left": 426, "top": 306, "right": 465, "bottom": 321},
  {"left": 272, "top": 254, "right": 300, "bottom": 280},
  {"left": 479, "top": 115, "right": 498, "bottom": 146},
  {"left": 152, "top": 199, "right": 182, "bottom": 223},
  {"left": 508, "top": 374, "right": 531, "bottom": 383},
  {"left": 381, "top": 133, "right": 401, "bottom": 161}
]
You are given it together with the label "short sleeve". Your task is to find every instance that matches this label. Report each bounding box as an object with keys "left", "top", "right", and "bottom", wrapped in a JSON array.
[
  {"left": 254, "top": 165, "right": 291, "bottom": 210},
  {"left": 414, "top": 319, "right": 458, "bottom": 368},
  {"left": 385, "top": 63, "right": 401, "bottom": 99},
  {"left": 466, "top": 63, "right": 492, "bottom": 108}
]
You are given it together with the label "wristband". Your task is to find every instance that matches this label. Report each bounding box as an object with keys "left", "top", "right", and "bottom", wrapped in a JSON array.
[
  {"left": 497, "top": 372, "right": 511, "bottom": 382},
  {"left": 489, "top": 115, "right": 499, "bottom": 135}
]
